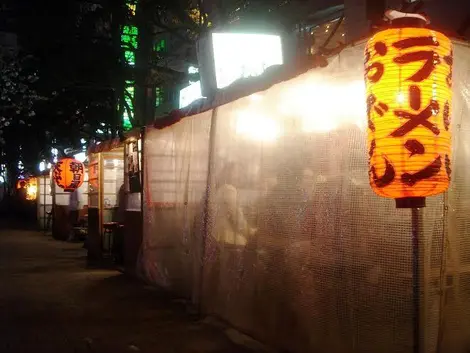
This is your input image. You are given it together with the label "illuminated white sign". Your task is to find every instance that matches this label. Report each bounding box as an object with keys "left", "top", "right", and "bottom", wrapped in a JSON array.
[
  {"left": 212, "top": 33, "right": 283, "bottom": 89},
  {"left": 179, "top": 81, "right": 204, "bottom": 108}
]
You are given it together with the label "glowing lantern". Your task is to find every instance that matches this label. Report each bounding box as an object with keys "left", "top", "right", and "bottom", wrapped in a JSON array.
[
  {"left": 365, "top": 14, "right": 452, "bottom": 205},
  {"left": 25, "top": 177, "right": 38, "bottom": 201},
  {"left": 53, "top": 158, "right": 85, "bottom": 192},
  {"left": 16, "top": 179, "right": 27, "bottom": 190}
]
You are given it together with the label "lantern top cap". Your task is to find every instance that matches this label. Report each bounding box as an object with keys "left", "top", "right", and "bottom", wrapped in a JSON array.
[{"left": 385, "top": 10, "right": 430, "bottom": 26}]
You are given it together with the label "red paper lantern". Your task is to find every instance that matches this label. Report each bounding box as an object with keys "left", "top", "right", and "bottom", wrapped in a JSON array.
[
  {"left": 365, "top": 26, "right": 452, "bottom": 201},
  {"left": 53, "top": 158, "right": 85, "bottom": 192}
]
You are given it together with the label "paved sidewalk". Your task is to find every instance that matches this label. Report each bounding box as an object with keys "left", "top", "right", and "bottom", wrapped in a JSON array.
[{"left": 0, "top": 229, "right": 258, "bottom": 353}]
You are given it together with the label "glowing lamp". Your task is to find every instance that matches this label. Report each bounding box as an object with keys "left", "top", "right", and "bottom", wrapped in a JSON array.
[
  {"left": 365, "top": 17, "right": 452, "bottom": 206},
  {"left": 53, "top": 158, "right": 85, "bottom": 192},
  {"left": 16, "top": 179, "right": 27, "bottom": 190},
  {"left": 25, "top": 177, "right": 38, "bottom": 201}
]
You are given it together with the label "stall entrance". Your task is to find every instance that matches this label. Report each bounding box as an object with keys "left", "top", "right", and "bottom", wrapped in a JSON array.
[{"left": 88, "top": 146, "right": 125, "bottom": 262}]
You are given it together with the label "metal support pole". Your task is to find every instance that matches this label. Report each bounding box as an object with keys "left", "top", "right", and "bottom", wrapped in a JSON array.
[
  {"left": 43, "top": 174, "right": 46, "bottom": 233},
  {"left": 140, "top": 127, "right": 145, "bottom": 231},
  {"left": 397, "top": 197, "right": 426, "bottom": 353},
  {"left": 412, "top": 206, "right": 425, "bottom": 353},
  {"left": 197, "top": 106, "right": 219, "bottom": 314},
  {"left": 52, "top": 176, "right": 56, "bottom": 237}
]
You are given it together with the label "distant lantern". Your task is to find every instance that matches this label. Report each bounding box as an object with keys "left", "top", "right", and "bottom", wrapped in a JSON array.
[
  {"left": 25, "top": 177, "right": 38, "bottom": 201},
  {"left": 16, "top": 179, "right": 27, "bottom": 190},
  {"left": 365, "top": 12, "right": 452, "bottom": 206},
  {"left": 53, "top": 158, "right": 85, "bottom": 192}
]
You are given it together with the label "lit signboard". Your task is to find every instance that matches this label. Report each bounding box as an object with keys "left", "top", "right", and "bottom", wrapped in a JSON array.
[
  {"left": 211, "top": 33, "right": 283, "bottom": 89},
  {"left": 179, "top": 81, "right": 204, "bottom": 109}
]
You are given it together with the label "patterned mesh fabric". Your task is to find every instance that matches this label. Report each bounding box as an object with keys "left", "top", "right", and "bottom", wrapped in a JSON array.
[{"left": 138, "top": 42, "right": 470, "bottom": 353}]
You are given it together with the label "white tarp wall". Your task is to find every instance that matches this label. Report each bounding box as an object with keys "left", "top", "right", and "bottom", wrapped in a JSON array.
[
  {"left": 102, "top": 158, "right": 124, "bottom": 223},
  {"left": 440, "top": 41, "right": 470, "bottom": 353},
  {"left": 141, "top": 111, "right": 212, "bottom": 297},
  {"left": 140, "top": 41, "right": 470, "bottom": 353}
]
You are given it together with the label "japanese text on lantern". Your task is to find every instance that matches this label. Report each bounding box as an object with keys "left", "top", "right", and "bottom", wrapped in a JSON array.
[
  {"left": 69, "top": 161, "right": 84, "bottom": 189},
  {"left": 53, "top": 161, "right": 64, "bottom": 188},
  {"left": 53, "top": 158, "right": 85, "bottom": 192},
  {"left": 365, "top": 28, "right": 452, "bottom": 198}
]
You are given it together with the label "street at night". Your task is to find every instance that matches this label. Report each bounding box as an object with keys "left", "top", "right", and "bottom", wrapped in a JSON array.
[
  {"left": 2, "top": 0, "right": 470, "bottom": 352},
  {"left": 0, "top": 228, "right": 257, "bottom": 353}
]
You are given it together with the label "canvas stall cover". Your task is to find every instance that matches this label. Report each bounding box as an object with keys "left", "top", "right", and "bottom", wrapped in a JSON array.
[
  {"left": 140, "top": 41, "right": 470, "bottom": 353},
  {"left": 140, "top": 111, "right": 212, "bottom": 298}
]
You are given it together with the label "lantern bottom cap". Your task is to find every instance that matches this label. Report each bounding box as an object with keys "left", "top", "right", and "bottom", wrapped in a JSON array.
[{"left": 395, "top": 197, "right": 426, "bottom": 209}]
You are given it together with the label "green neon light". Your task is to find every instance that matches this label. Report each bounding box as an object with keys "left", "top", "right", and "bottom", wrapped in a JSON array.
[
  {"left": 121, "top": 25, "right": 138, "bottom": 66},
  {"left": 155, "top": 87, "right": 164, "bottom": 107},
  {"left": 121, "top": 2, "right": 137, "bottom": 128},
  {"left": 124, "top": 50, "right": 135, "bottom": 66},
  {"left": 155, "top": 39, "right": 166, "bottom": 52},
  {"left": 122, "top": 25, "right": 138, "bottom": 36},
  {"left": 123, "top": 81, "right": 135, "bottom": 130}
]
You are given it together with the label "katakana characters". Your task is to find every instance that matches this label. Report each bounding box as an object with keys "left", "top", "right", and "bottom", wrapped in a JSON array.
[
  {"left": 401, "top": 156, "right": 442, "bottom": 186},
  {"left": 392, "top": 36, "right": 440, "bottom": 82}
]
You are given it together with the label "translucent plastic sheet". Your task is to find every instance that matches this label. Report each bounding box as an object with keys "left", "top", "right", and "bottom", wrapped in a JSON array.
[
  {"left": 202, "top": 44, "right": 415, "bottom": 353},
  {"left": 140, "top": 111, "right": 212, "bottom": 297},
  {"left": 438, "top": 42, "right": 470, "bottom": 353},
  {"left": 139, "top": 41, "right": 470, "bottom": 353}
]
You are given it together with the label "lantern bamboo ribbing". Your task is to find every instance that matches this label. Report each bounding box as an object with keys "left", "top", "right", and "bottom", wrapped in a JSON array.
[
  {"left": 53, "top": 158, "right": 85, "bottom": 192},
  {"left": 365, "top": 28, "right": 452, "bottom": 200}
]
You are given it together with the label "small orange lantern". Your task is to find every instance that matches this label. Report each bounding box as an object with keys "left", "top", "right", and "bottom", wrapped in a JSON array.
[
  {"left": 25, "top": 177, "right": 38, "bottom": 201},
  {"left": 53, "top": 158, "right": 85, "bottom": 192},
  {"left": 365, "top": 12, "right": 452, "bottom": 206},
  {"left": 16, "top": 179, "right": 27, "bottom": 190}
]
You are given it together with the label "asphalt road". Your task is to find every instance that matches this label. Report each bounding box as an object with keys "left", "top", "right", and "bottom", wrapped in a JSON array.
[{"left": 0, "top": 228, "right": 257, "bottom": 353}]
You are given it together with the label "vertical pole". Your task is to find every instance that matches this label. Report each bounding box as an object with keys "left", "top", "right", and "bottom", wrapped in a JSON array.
[
  {"left": 98, "top": 153, "right": 104, "bottom": 248},
  {"left": 140, "top": 128, "right": 145, "bottom": 223},
  {"left": 437, "top": 193, "right": 449, "bottom": 352},
  {"left": 197, "top": 106, "right": 219, "bottom": 314},
  {"left": 412, "top": 207, "right": 425, "bottom": 353},
  {"left": 140, "top": 128, "right": 145, "bottom": 270},
  {"left": 43, "top": 174, "right": 46, "bottom": 233},
  {"left": 52, "top": 175, "right": 56, "bottom": 237}
]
